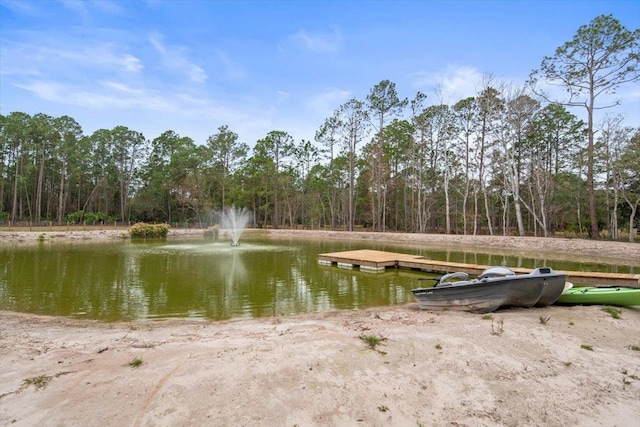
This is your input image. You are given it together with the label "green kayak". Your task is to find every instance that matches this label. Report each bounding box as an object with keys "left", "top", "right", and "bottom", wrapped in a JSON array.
[{"left": 555, "top": 286, "right": 640, "bottom": 307}]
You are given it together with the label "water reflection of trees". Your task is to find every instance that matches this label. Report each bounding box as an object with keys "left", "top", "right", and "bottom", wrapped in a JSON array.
[{"left": 0, "top": 239, "right": 636, "bottom": 321}]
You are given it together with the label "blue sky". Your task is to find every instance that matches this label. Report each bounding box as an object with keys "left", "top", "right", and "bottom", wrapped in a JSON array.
[{"left": 1, "top": 0, "right": 639, "bottom": 148}]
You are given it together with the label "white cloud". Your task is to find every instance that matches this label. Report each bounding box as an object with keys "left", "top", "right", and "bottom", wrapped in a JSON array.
[
  {"left": 59, "top": 0, "right": 88, "bottom": 17},
  {"left": 90, "top": 0, "right": 122, "bottom": 14},
  {"left": 307, "top": 88, "right": 351, "bottom": 115},
  {"left": 293, "top": 27, "right": 341, "bottom": 53},
  {"left": 276, "top": 90, "right": 290, "bottom": 102},
  {"left": 215, "top": 49, "right": 246, "bottom": 80},
  {"left": 1, "top": 37, "right": 143, "bottom": 76},
  {"left": 410, "top": 65, "right": 483, "bottom": 101},
  {"left": 0, "top": 0, "right": 38, "bottom": 15},
  {"left": 59, "top": 0, "right": 122, "bottom": 17},
  {"left": 100, "top": 80, "right": 145, "bottom": 95},
  {"left": 149, "top": 33, "right": 208, "bottom": 83},
  {"left": 14, "top": 79, "right": 171, "bottom": 111}
]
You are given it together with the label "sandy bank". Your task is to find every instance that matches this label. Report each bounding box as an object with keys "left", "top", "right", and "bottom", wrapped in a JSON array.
[
  {"left": 1, "top": 229, "right": 639, "bottom": 426},
  {"left": 1, "top": 305, "right": 639, "bottom": 426}
]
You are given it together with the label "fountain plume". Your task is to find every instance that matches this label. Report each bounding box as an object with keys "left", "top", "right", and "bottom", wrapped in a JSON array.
[{"left": 221, "top": 207, "right": 251, "bottom": 246}]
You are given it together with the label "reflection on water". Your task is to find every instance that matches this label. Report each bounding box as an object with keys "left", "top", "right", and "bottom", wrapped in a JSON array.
[{"left": 0, "top": 237, "right": 636, "bottom": 321}]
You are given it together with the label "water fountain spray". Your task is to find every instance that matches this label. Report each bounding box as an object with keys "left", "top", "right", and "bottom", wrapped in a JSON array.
[{"left": 221, "top": 207, "right": 251, "bottom": 246}]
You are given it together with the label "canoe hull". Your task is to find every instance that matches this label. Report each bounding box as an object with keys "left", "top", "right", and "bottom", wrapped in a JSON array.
[
  {"left": 412, "top": 281, "right": 510, "bottom": 313},
  {"left": 535, "top": 279, "right": 570, "bottom": 307},
  {"left": 412, "top": 268, "right": 567, "bottom": 313},
  {"left": 555, "top": 287, "right": 640, "bottom": 307}
]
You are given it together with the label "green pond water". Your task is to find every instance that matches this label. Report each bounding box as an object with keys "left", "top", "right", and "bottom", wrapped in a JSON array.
[{"left": 0, "top": 236, "right": 636, "bottom": 321}]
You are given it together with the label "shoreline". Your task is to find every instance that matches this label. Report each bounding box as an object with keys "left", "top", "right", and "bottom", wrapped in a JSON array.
[
  {"left": 1, "top": 229, "right": 639, "bottom": 426},
  {"left": 1, "top": 227, "right": 639, "bottom": 265}
]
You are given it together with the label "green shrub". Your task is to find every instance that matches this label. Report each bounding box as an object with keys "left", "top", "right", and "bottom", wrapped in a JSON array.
[
  {"left": 129, "top": 222, "right": 170, "bottom": 238},
  {"left": 65, "top": 210, "right": 117, "bottom": 225}
]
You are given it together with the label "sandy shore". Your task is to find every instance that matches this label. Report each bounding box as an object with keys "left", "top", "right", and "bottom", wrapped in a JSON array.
[{"left": 1, "top": 230, "right": 639, "bottom": 426}]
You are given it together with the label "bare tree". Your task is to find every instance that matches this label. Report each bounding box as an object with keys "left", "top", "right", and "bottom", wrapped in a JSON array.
[
  {"left": 529, "top": 14, "right": 640, "bottom": 238},
  {"left": 336, "top": 99, "right": 369, "bottom": 231},
  {"left": 366, "top": 80, "right": 407, "bottom": 232}
]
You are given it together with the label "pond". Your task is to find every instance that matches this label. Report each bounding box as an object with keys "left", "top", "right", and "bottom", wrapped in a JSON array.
[{"left": 0, "top": 236, "right": 636, "bottom": 321}]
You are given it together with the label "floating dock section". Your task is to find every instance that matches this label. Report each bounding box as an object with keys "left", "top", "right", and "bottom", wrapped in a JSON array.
[{"left": 317, "top": 249, "right": 640, "bottom": 288}]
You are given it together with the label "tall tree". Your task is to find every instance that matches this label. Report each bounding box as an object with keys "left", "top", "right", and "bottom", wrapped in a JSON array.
[
  {"left": 53, "top": 116, "right": 83, "bottom": 224},
  {"left": 383, "top": 119, "right": 414, "bottom": 231},
  {"left": 453, "top": 97, "right": 478, "bottom": 235},
  {"left": 3, "top": 112, "right": 31, "bottom": 222},
  {"left": 30, "top": 113, "right": 56, "bottom": 223},
  {"left": 336, "top": 99, "right": 368, "bottom": 231},
  {"left": 527, "top": 104, "right": 584, "bottom": 234},
  {"left": 366, "top": 80, "right": 407, "bottom": 231},
  {"left": 111, "top": 126, "right": 147, "bottom": 222},
  {"left": 206, "top": 125, "right": 248, "bottom": 210},
  {"left": 497, "top": 89, "right": 541, "bottom": 236},
  {"left": 617, "top": 129, "right": 640, "bottom": 242},
  {"left": 410, "top": 92, "right": 429, "bottom": 233},
  {"left": 254, "top": 131, "right": 294, "bottom": 229},
  {"left": 292, "top": 138, "right": 319, "bottom": 228},
  {"left": 475, "top": 84, "right": 504, "bottom": 235},
  {"left": 315, "top": 113, "right": 341, "bottom": 229},
  {"left": 137, "top": 131, "right": 195, "bottom": 223},
  {"left": 605, "top": 123, "right": 640, "bottom": 242},
  {"left": 529, "top": 14, "right": 640, "bottom": 238}
]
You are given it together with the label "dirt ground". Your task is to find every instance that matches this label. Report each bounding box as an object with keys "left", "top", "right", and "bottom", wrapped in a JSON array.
[{"left": 1, "top": 230, "right": 639, "bottom": 426}]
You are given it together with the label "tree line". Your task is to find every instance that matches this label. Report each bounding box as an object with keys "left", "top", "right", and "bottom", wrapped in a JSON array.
[{"left": 1, "top": 15, "right": 638, "bottom": 240}]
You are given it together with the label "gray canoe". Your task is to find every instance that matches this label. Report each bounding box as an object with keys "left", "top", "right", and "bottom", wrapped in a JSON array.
[{"left": 411, "top": 267, "right": 567, "bottom": 314}]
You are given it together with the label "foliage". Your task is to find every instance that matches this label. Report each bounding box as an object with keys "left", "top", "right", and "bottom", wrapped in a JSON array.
[
  {"left": 529, "top": 14, "right": 640, "bottom": 238},
  {"left": 129, "top": 357, "right": 143, "bottom": 368},
  {"left": 0, "top": 14, "right": 637, "bottom": 236},
  {"left": 65, "top": 210, "right": 115, "bottom": 225},
  {"left": 129, "top": 222, "right": 169, "bottom": 238},
  {"left": 359, "top": 333, "right": 387, "bottom": 351},
  {"left": 603, "top": 306, "right": 622, "bottom": 319},
  {"left": 22, "top": 374, "right": 52, "bottom": 390}
]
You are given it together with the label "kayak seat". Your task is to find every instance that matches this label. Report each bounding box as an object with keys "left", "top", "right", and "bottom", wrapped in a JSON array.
[
  {"left": 478, "top": 266, "right": 516, "bottom": 280},
  {"left": 437, "top": 272, "right": 469, "bottom": 286}
]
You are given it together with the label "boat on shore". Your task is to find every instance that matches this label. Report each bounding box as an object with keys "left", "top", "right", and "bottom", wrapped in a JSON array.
[
  {"left": 411, "top": 267, "right": 567, "bottom": 314},
  {"left": 555, "top": 286, "right": 640, "bottom": 307}
]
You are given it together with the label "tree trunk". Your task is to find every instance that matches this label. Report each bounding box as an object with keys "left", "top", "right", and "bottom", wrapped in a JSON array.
[
  {"left": 57, "top": 160, "right": 66, "bottom": 225},
  {"left": 629, "top": 205, "right": 638, "bottom": 243},
  {"left": 587, "top": 90, "right": 599, "bottom": 239}
]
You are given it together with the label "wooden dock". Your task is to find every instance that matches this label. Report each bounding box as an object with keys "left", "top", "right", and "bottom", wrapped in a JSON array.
[{"left": 317, "top": 249, "right": 640, "bottom": 288}]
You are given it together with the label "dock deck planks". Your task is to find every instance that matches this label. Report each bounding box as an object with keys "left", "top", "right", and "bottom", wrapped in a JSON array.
[{"left": 317, "top": 249, "right": 640, "bottom": 288}]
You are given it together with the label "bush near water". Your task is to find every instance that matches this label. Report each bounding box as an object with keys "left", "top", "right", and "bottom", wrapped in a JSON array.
[{"left": 129, "top": 223, "right": 170, "bottom": 238}]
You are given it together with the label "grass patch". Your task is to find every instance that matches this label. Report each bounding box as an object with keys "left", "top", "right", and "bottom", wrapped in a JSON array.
[
  {"left": 539, "top": 315, "right": 551, "bottom": 325},
  {"left": 435, "top": 343, "right": 442, "bottom": 350},
  {"left": 377, "top": 405, "right": 389, "bottom": 412},
  {"left": 628, "top": 345, "right": 640, "bottom": 351},
  {"left": 129, "top": 357, "right": 143, "bottom": 368},
  {"left": 581, "top": 344, "right": 594, "bottom": 351},
  {"left": 359, "top": 334, "right": 387, "bottom": 352},
  {"left": 22, "top": 374, "right": 52, "bottom": 390},
  {"left": 481, "top": 314, "right": 494, "bottom": 320},
  {"left": 602, "top": 306, "right": 621, "bottom": 319}
]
